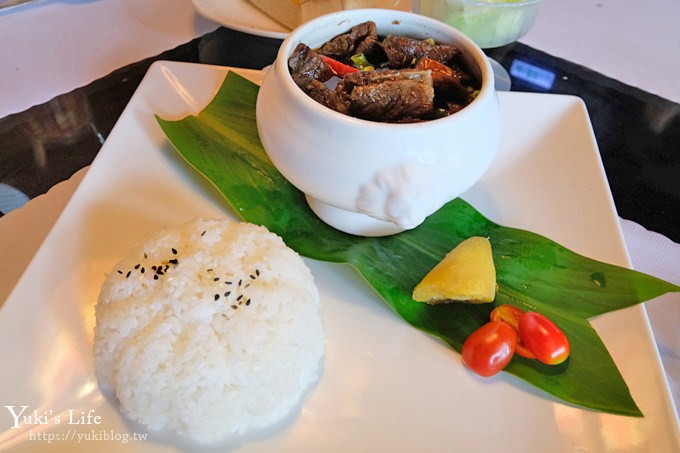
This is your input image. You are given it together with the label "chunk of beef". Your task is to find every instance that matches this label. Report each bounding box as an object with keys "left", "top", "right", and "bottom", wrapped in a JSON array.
[
  {"left": 383, "top": 36, "right": 459, "bottom": 68},
  {"left": 288, "top": 43, "right": 350, "bottom": 114},
  {"left": 354, "top": 33, "right": 387, "bottom": 66},
  {"left": 342, "top": 70, "right": 435, "bottom": 122},
  {"left": 288, "top": 43, "right": 334, "bottom": 86},
  {"left": 338, "top": 68, "right": 424, "bottom": 90},
  {"left": 316, "top": 21, "right": 382, "bottom": 64},
  {"left": 300, "top": 79, "right": 350, "bottom": 114}
]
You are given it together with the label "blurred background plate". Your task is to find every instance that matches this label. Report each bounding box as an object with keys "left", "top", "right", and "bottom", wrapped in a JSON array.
[
  {"left": 0, "top": 0, "right": 35, "bottom": 10},
  {"left": 192, "top": 0, "right": 410, "bottom": 39}
]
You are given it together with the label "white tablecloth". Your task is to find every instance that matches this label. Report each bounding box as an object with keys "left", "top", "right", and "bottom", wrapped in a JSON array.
[{"left": 1, "top": 0, "right": 678, "bottom": 418}]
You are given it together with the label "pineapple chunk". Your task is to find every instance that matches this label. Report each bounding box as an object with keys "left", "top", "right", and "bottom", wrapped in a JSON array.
[{"left": 412, "top": 236, "right": 496, "bottom": 304}]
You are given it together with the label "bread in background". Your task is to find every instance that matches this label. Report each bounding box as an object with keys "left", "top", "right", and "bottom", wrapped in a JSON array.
[{"left": 247, "top": 0, "right": 376, "bottom": 30}]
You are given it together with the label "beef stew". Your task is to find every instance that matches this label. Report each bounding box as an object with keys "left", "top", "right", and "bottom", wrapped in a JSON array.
[{"left": 288, "top": 21, "right": 480, "bottom": 123}]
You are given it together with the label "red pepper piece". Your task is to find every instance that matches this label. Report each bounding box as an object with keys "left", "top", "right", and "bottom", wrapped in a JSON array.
[{"left": 319, "top": 54, "right": 358, "bottom": 78}]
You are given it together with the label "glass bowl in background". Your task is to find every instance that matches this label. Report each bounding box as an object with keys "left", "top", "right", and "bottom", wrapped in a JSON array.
[{"left": 412, "top": 0, "right": 543, "bottom": 49}]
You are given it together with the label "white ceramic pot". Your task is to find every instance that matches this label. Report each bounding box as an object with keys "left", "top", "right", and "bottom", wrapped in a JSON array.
[{"left": 256, "top": 8, "right": 501, "bottom": 236}]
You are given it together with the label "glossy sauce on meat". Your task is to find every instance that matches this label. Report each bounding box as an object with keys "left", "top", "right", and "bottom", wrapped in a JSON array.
[{"left": 288, "top": 21, "right": 480, "bottom": 123}]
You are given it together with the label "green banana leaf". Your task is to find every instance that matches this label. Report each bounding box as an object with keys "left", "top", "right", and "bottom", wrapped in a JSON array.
[{"left": 156, "top": 71, "right": 680, "bottom": 417}]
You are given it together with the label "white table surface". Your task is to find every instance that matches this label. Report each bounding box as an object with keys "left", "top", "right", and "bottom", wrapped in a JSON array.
[{"left": 1, "top": 0, "right": 679, "bottom": 431}]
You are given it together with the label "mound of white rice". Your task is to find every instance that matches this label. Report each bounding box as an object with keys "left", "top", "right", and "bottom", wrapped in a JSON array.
[{"left": 93, "top": 218, "right": 324, "bottom": 444}]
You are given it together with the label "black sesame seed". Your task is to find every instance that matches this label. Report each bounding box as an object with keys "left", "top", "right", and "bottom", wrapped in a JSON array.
[
  {"left": 213, "top": 277, "right": 220, "bottom": 282},
  {"left": 171, "top": 248, "right": 177, "bottom": 255},
  {"left": 245, "top": 298, "right": 251, "bottom": 306},
  {"left": 238, "top": 279, "right": 242, "bottom": 286},
  {"left": 237, "top": 294, "right": 243, "bottom": 301},
  {"left": 117, "top": 270, "right": 123, "bottom": 275},
  {"left": 201, "top": 230, "right": 206, "bottom": 236},
  {"left": 249, "top": 274, "right": 256, "bottom": 280},
  {"left": 255, "top": 269, "right": 260, "bottom": 276},
  {"left": 126, "top": 271, "right": 131, "bottom": 278},
  {"left": 134, "top": 264, "right": 140, "bottom": 270},
  {"left": 224, "top": 291, "right": 231, "bottom": 297},
  {"left": 169, "top": 259, "right": 178, "bottom": 265},
  {"left": 214, "top": 294, "right": 220, "bottom": 301},
  {"left": 153, "top": 274, "right": 159, "bottom": 280},
  {"left": 144, "top": 253, "right": 148, "bottom": 259},
  {"left": 207, "top": 268, "right": 213, "bottom": 272},
  {"left": 151, "top": 265, "right": 157, "bottom": 271},
  {"left": 141, "top": 267, "right": 145, "bottom": 274},
  {"left": 225, "top": 281, "right": 232, "bottom": 285},
  {"left": 231, "top": 305, "right": 238, "bottom": 310}
]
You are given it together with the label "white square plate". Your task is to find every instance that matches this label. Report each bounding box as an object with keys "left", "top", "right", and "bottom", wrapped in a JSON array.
[{"left": 0, "top": 61, "right": 678, "bottom": 452}]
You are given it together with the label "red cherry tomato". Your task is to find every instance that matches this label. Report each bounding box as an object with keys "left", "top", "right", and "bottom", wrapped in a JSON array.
[
  {"left": 462, "top": 321, "right": 517, "bottom": 377},
  {"left": 490, "top": 305, "right": 536, "bottom": 359},
  {"left": 518, "top": 312, "right": 570, "bottom": 365}
]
